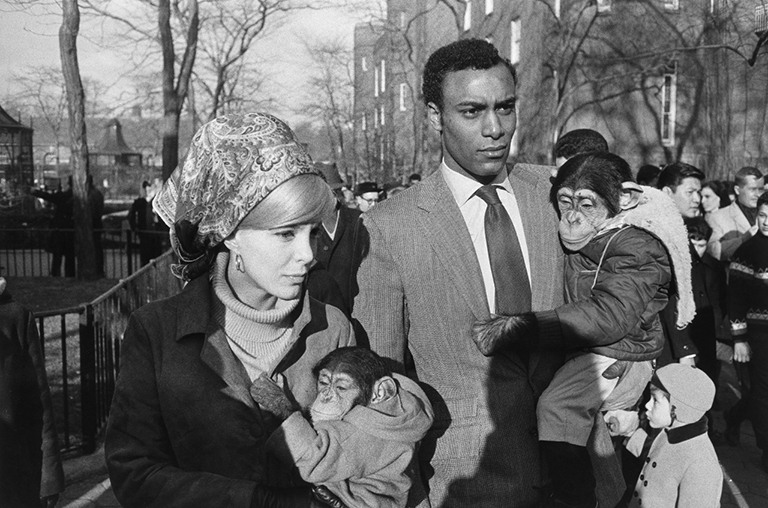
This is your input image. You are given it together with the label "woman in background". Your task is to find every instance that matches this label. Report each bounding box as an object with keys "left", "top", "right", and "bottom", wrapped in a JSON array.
[{"left": 106, "top": 113, "right": 354, "bottom": 508}]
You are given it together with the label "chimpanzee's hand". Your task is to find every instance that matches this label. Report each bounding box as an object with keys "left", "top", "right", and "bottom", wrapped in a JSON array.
[
  {"left": 250, "top": 374, "right": 298, "bottom": 421},
  {"left": 472, "top": 312, "right": 537, "bottom": 356}
]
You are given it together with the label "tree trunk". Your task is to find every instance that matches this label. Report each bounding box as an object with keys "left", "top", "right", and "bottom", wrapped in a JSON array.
[{"left": 60, "top": 0, "right": 97, "bottom": 280}]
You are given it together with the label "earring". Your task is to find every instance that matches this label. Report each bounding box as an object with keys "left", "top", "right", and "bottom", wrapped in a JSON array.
[{"left": 234, "top": 253, "right": 245, "bottom": 273}]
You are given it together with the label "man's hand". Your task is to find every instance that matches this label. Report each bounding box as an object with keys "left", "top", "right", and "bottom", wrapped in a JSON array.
[
  {"left": 472, "top": 312, "right": 537, "bottom": 356},
  {"left": 250, "top": 374, "right": 298, "bottom": 421},
  {"left": 733, "top": 341, "right": 752, "bottom": 363},
  {"left": 604, "top": 410, "right": 639, "bottom": 437}
]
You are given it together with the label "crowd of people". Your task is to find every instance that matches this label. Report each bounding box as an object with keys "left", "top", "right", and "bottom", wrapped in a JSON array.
[{"left": 4, "top": 37, "right": 767, "bottom": 507}]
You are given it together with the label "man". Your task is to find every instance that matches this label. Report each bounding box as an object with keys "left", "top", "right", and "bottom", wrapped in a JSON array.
[
  {"left": 355, "top": 181, "right": 382, "bottom": 212},
  {"left": 87, "top": 175, "right": 105, "bottom": 277},
  {"left": 707, "top": 166, "right": 765, "bottom": 261},
  {"left": 656, "top": 162, "right": 702, "bottom": 366},
  {"left": 31, "top": 176, "right": 75, "bottom": 277},
  {"left": 353, "top": 39, "right": 563, "bottom": 507},
  {"left": 128, "top": 181, "right": 163, "bottom": 266},
  {"left": 553, "top": 128, "right": 609, "bottom": 171}
]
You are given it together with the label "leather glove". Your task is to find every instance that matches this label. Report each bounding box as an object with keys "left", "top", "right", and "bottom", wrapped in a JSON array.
[
  {"left": 250, "top": 374, "right": 299, "bottom": 422},
  {"left": 250, "top": 486, "right": 312, "bottom": 508},
  {"left": 472, "top": 312, "right": 537, "bottom": 356},
  {"left": 312, "top": 485, "right": 348, "bottom": 508}
]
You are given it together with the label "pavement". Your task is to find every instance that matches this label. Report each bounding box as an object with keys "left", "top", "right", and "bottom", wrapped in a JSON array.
[{"left": 56, "top": 360, "right": 768, "bottom": 507}]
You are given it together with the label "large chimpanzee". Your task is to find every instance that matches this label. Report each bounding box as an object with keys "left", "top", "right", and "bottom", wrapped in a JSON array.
[
  {"left": 473, "top": 152, "right": 695, "bottom": 508},
  {"left": 250, "top": 346, "right": 434, "bottom": 508}
]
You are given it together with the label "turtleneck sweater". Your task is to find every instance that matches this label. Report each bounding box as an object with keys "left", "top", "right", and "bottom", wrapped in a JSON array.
[{"left": 211, "top": 252, "right": 300, "bottom": 381}]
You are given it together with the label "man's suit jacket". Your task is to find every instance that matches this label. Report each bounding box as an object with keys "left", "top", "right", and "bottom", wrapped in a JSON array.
[
  {"left": 706, "top": 201, "right": 752, "bottom": 261},
  {"left": 354, "top": 164, "right": 564, "bottom": 507}
]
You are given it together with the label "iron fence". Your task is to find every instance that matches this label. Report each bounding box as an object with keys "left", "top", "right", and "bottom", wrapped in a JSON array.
[
  {"left": 0, "top": 228, "right": 167, "bottom": 279},
  {"left": 33, "top": 250, "right": 183, "bottom": 454}
]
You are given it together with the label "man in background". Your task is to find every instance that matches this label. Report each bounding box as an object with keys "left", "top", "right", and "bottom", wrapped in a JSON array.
[
  {"left": 355, "top": 181, "right": 382, "bottom": 212},
  {"left": 553, "top": 128, "right": 609, "bottom": 173},
  {"left": 707, "top": 166, "right": 765, "bottom": 261}
]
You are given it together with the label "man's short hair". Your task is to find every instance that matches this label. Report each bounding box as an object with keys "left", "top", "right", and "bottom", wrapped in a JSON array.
[
  {"left": 554, "top": 129, "right": 609, "bottom": 160},
  {"left": 734, "top": 166, "right": 763, "bottom": 187},
  {"left": 636, "top": 165, "right": 661, "bottom": 186},
  {"left": 422, "top": 39, "right": 516, "bottom": 109},
  {"left": 656, "top": 162, "right": 705, "bottom": 191}
]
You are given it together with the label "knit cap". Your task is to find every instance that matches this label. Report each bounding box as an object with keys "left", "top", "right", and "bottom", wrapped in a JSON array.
[{"left": 651, "top": 364, "right": 715, "bottom": 424}]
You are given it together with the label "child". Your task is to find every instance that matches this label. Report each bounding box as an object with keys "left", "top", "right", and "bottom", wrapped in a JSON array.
[
  {"left": 728, "top": 192, "right": 768, "bottom": 469},
  {"left": 605, "top": 364, "right": 722, "bottom": 507}
]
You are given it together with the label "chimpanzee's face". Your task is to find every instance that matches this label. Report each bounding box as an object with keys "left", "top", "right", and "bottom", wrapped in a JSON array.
[
  {"left": 309, "top": 368, "right": 364, "bottom": 422},
  {"left": 556, "top": 187, "right": 611, "bottom": 251}
]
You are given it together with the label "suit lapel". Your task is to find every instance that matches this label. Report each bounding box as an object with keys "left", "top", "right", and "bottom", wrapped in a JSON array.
[
  {"left": 416, "top": 171, "right": 490, "bottom": 321},
  {"left": 200, "top": 328, "right": 257, "bottom": 409}
]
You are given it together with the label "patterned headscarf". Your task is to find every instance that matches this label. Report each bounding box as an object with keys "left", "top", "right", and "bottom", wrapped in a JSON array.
[{"left": 153, "top": 113, "right": 316, "bottom": 281}]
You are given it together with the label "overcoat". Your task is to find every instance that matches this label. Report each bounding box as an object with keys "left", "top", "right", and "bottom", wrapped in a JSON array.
[
  {"left": 354, "top": 163, "right": 564, "bottom": 507},
  {"left": 105, "top": 274, "right": 355, "bottom": 508},
  {"left": 706, "top": 201, "right": 752, "bottom": 261}
]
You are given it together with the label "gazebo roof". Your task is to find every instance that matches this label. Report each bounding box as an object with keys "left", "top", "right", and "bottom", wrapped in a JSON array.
[
  {"left": 94, "top": 118, "right": 140, "bottom": 155},
  {"left": 0, "top": 104, "right": 33, "bottom": 132}
]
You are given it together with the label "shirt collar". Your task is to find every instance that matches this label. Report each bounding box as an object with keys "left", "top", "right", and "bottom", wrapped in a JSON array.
[
  {"left": 440, "top": 159, "right": 513, "bottom": 207},
  {"left": 665, "top": 416, "right": 709, "bottom": 444}
]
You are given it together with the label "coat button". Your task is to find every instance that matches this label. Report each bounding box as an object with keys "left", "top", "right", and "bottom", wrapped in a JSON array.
[
  {"left": 640, "top": 474, "right": 644, "bottom": 480},
  {"left": 652, "top": 462, "right": 657, "bottom": 468},
  {"left": 644, "top": 480, "right": 648, "bottom": 486},
  {"left": 634, "top": 491, "right": 639, "bottom": 497},
  {"left": 646, "top": 457, "right": 651, "bottom": 463}
]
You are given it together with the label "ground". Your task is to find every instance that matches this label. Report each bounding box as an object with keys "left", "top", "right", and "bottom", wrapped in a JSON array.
[{"left": 4, "top": 276, "right": 119, "bottom": 313}]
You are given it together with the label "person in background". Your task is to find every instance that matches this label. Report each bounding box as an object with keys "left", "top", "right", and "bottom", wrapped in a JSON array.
[
  {"left": 707, "top": 166, "right": 765, "bottom": 261},
  {"left": 655, "top": 162, "right": 702, "bottom": 366},
  {"left": 354, "top": 39, "right": 564, "bottom": 507},
  {"left": 31, "top": 176, "right": 75, "bottom": 277},
  {"left": 700, "top": 180, "right": 731, "bottom": 218},
  {"left": 408, "top": 173, "right": 422, "bottom": 186},
  {"left": 128, "top": 180, "right": 163, "bottom": 266},
  {"left": 87, "top": 174, "right": 105, "bottom": 277},
  {"left": 105, "top": 113, "right": 354, "bottom": 508},
  {"left": 635, "top": 164, "right": 661, "bottom": 187},
  {"left": 354, "top": 181, "right": 382, "bottom": 212},
  {"left": 0, "top": 277, "right": 65, "bottom": 508},
  {"left": 553, "top": 128, "right": 609, "bottom": 173},
  {"left": 727, "top": 192, "right": 768, "bottom": 470},
  {"left": 605, "top": 364, "right": 722, "bottom": 508}
]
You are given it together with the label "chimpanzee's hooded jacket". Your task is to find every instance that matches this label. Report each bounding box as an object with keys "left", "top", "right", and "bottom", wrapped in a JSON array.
[{"left": 534, "top": 187, "right": 694, "bottom": 361}]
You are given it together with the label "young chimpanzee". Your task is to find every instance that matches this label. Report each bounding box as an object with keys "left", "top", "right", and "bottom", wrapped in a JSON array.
[
  {"left": 250, "top": 346, "right": 434, "bottom": 508},
  {"left": 472, "top": 152, "right": 695, "bottom": 508}
]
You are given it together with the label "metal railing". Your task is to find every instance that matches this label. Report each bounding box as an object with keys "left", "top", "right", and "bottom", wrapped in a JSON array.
[
  {"left": 34, "top": 250, "right": 183, "bottom": 454},
  {"left": 0, "top": 228, "right": 167, "bottom": 279}
]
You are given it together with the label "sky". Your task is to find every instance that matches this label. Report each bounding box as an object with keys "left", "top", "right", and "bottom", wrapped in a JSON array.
[{"left": 0, "top": 1, "right": 367, "bottom": 126}]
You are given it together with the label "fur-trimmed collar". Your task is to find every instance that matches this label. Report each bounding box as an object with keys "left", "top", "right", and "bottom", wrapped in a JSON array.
[{"left": 602, "top": 186, "right": 695, "bottom": 329}]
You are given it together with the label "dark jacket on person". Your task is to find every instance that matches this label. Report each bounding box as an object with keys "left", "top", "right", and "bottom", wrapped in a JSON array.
[
  {"left": 0, "top": 292, "right": 64, "bottom": 507},
  {"left": 536, "top": 225, "right": 672, "bottom": 361},
  {"left": 105, "top": 274, "right": 355, "bottom": 508},
  {"left": 315, "top": 206, "right": 363, "bottom": 313}
]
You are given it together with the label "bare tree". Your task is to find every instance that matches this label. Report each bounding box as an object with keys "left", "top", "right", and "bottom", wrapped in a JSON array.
[{"left": 60, "top": 0, "right": 97, "bottom": 279}]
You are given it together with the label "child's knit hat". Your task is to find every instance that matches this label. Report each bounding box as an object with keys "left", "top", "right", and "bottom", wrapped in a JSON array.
[{"left": 651, "top": 364, "right": 715, "bottom": 424}]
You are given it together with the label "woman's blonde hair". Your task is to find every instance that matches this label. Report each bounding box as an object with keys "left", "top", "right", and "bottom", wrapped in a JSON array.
[{"left": 237, "top": 174, "right": 335, "bottom": 230}]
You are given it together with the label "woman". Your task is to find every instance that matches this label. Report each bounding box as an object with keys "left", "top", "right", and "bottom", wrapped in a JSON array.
[
  {"left": 700, "top": 180, "right": 730, "bottom": 217},
  {"left": 105, "top": 113, "right": 354, "bottom": 507}
]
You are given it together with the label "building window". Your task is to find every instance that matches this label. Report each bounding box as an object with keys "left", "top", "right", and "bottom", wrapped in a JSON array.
[
  {"left": 485, "top": 0, "right": 494, "bottom": 15},
  {"left": 510, "top": 19, "right": 521, "bottom": 65},
  {"left": 510, "top": 116, "right": 520, "bottom": 156},
  {"left": 464, "top": 1, "right": 472, "bottom": 32},
  {"left": 757, "top": 4, "right": 768, "bottom": 36},
  {"left": 399, "top": 83, "right": 407, "bottom": 111},
  {"left": 380, "top": 105, "right": 386, "bottom": 126},
  {"left": 374, "top": 67, "right": 379, "bottom": 97},
  {"left": 380, "top": 59, "right": 386, "bottom": 91},
  {"left": 596, "top": 0, "right": 611, "bottom": 13},
  {"left": 663, "top": 0, "right": 679, "bottom": 11},
  {"left": 362, "top": 114, "right": 367, "bottom": 132},
  {"left": 374, "top": 107, "right": 379, "bottom": 129},
  {"left": 361, "top": 56, "right": 368, "bottom": 71},
  {"left": 380, "top": 138, "right": 385, "bottom": 166},
  {"left": 400, "top": 11, "right": 406, "bottom": 29},
  {"left": 661, "top": 61, "right": 677, "bottom": 147},
  {"left": 554, "top": 0, "right": 561, "bottom": 19}
]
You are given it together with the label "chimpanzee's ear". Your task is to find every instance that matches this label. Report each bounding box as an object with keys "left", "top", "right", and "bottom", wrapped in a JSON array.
[
  {"left": 370, "top": 376, "right": 398, "bottom": 405},
  {"left": 619, "top": 182, "right": 643, "bottom": 211}
]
